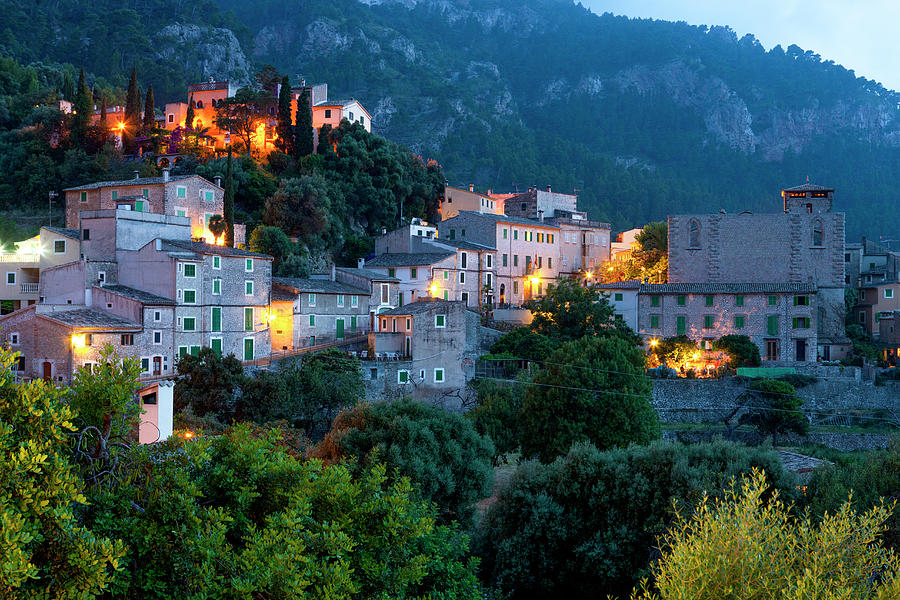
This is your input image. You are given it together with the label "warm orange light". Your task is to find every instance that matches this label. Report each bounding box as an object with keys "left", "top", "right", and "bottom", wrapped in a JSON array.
[
  {"left": 528, "top": 275, "right": 541, "bottom": 286},
  {"left": 692, "top": 352, "right": 700, "bottom": 360},
  {"left": 117, "top": 122, "right": 126, "bottom": 131},
  {"left": 71, "top": 334, "right": 85, "bottom": 348},
  {"left": 184, "top": 431, "right": 194, "bottom": 439},
  {"left": 266, "top": 312, "right": 277, "bottom": 324},
  {"left": 429, "top": 282, "right": 439, "bottom": 296},
  {"left": 649, "top": 339, "right": 659, "bottom": 347}
]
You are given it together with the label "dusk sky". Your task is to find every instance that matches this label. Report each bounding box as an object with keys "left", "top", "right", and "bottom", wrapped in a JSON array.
[{"left": 582, "top": 1, "right": 900, "bottom": 91}]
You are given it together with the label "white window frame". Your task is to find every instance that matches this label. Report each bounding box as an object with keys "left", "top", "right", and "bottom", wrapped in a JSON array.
[
  {"left": 175, "top": 207, "right": 187, "bottom": 218},
  {"left": 337, "top": 294, "right": 345, "bottom": 307},
  {"left": 213, "top": 256, "right": 221, "bottom": 270},
  {"left": 381, "top": 284, "right": 389, "bottom": 304},
  {"left": 9, "top": 332, "right": 19, "bottom": 346},
  {"left": 886, "top": 288, "right": 894, "bottom": 299},
  {"left": 140, "top": 357, "right": 150, "bottom": 374},
  {"left": 177, "top": 345, "right": 188, "bottom": 358},
  {"left": 245, "top": 258, "right": 254, "bottom": 272},
  {"left": 210, "top": 336, "right": 223, "bottom": 353},
  {"left": 486, "top": 254, "right": 492, "bottom": 268},
  {"left": 183, "top": 317, "right": 196, "bottom": 332},
  {"left": 245, "top": 280, "right": 254, "bottom": 296},
  {"left": 459, "top": 271, "right": 465, "bottom": 284},
  {"left": 308, "top": 293, "right": 316, "bottom": 307},
  {"left": 154, "top": 311, "right": 161, "bottom": 322},
  {"left": 435, "top": 314, "right": 446, "bottom": 328},
  {"left": 201, "top": 189, "right": 214, "bottom": 202},
  {"left": 351, "top": 295, "right": 359, "bottom": 308},
  {"left": 183, "top": 289, "right": 197, "bottom": 304},
  {"left": 434, "top": 368, "right": 445, "bottom": 383},
  {"left": 176, "top": 186, "right": 187, "bottom": 198},
  {"left": 183, "top": 263, "right": 197, "bottom": 278},
  {"left": 153, "top": 331, "right": 162, "bottom": 345},
  {"left": 5, "top": 272, "right": 15, "bottom": 285},
  {"left": 53, "top": 239, "right": 66, "bottom": 254},
  {"left": 309, "top": 314, "right": 316, "bottom": 327},
  {"left": 212, "top": 278, "right": 221, "bottom": 295},
  {"left": 398, "top": 369, "right": 410, "bottom": 384}
]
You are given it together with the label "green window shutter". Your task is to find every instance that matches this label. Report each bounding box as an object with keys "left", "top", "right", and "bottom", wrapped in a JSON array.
[
  {"left": 245, "top": 307, "right": 253, "bottom": 331},
  {"left": 111, "top": 190, "right": 118, "bottom": 201},
  {"left": 80, "top": 191, "right": 87, "bottom": 202},
  {"left": 443, "top": 290, "right": 449, "bottom": 300},
  {"left": 309, "top": 314, "right": 315, "bottom": 327},
  {"left": 184, "top": 264, "right": 195, "bottom": 277},
  {"left": 142, "top": 188, "right": 149, "bottom": 198},
  {"left": 650, "top": 315, "right": 660, "bottom": 328},
  {"left": 141, "top": 358, "right": 149, "bottom": 372},
  {"left": 704, "top": 315, "right": 713, "bottom": 328},
  {"left": 677, "top": 295, "right": 686, "bottom": 306},
  {"left": 351, "top": 316, "right": 357, "bottom": 331},
  {"left": 190, "top": 346, "right": 200, "bottom": 357},
  {"left": 735, "top": 315, "right": 745, "bottom": 329},
  {"left": 178, "top": 347, "right": 187, "bottom": 358},
  {"left": 243, "top": 338, "right": 254, "bottom": 361},
  {"left": 212, "top": 307, "right": 221, "bottom": 332},
  {"left": 211, "top": 338, "right": 222, "bottom": 356},
  {"left": 213, "top": 256, "right": 220, "bottom": 269},
  {"left": 513, "top": 230, "right": 518, "bottom": 240},
  {"left": 177, "top": 187, "right": 186, "bottom": 198},
  {"left": 503, "top": 229, "right": 508, "bottom": 239},
  {"left": 388, "top": 268, "right": 395, "bottom": 277},
  {"left": 502, "top": 254, "right": 508, "bottom": 266},
  {"left": 213, "top": 279, "right": 221, "bottom": 294},
  {"left": 135, "top": 200, "right": 144, "bottom": 212},
  {"left": 676, "top": 316, "right": 686, "bottom": 336},
  {"left": 614, "top": 293, "right": 623, "bottom": 302},
  {"left": 245, "top": 281, "right": 253, "bottom": 295},
  {"left": 736, "top": 295, "right": 744, "bottom": 307},
  {"left": 183, "top": 317, "right": 195, "bottom": 331},
  {"left": 767, "top": 315, "right": 778, "bottom": 336},
  {"left": 411, "top": 268, "right": 417, "bottom": 278},
  {"left": 768, "top": 295, "right": 777, "bottom": 306},
  {"left": 651, "top": 295, "right": 660, "bottom": 307},
  {"left": 705, "top": 295, "right": 714, "bottom": 306},
  {"left": 183, "top": 290, "right": 196, "bottom": 304},
  {"left": 204, "top": 191, "right": 213, "bottom": 202}
]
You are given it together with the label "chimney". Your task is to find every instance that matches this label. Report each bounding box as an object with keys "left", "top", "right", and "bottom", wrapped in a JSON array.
[
  {"left": 487, "top": 189, "right": 492, "bottom": 195},
  {"left": 162, "top": 168, "right": 170, "bottom": 183},
  {"left": 546, "top": 185, "right": 551, "bottom": 192},
  {"left": 133, "top": 170, "right": 140, "bottom": 180},
  {"left": 469, "top": 183, "right": 474, "bottom": 192},
  {"left": 538, "top": 209, "right": 544, "bottom": 222},
  {"left": 214, "top": 176, "right": 222, "bottom": 187},
  {"left": 357, "top": 257, "right": 365, "bottom": 269},
  {"left": 331, "top": 264, "right": 336, "bottom": 281}
]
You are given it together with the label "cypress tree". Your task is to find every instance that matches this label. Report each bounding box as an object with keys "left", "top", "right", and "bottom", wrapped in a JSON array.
[
  {"left": 294, "top": 87, "right": 314, "bottom": 158},
  {"left": 99, "top": 96, "right": 107, "bottom": 127},
  {"left": 143, "top": 84, "right": 156, "bottom": 134},
  {"left": 62, "top": 72, "right": 75, "bottom": 102},
  {"left": 317, "top": 124, "right": 333, "bottom": 157},
  {"left": 124, "top": 67, "right": 141, "bottom": 151},
  {"left": 275, "top": 75, "right": 294, "bottom": 156},
  {"left": 224, "top": 147, "right": 235, "bottom": 247},
  {"left": 185, "top": 94, "right": 195, "bottom": 130},
  {"left": 72, "top": 68, "right": 93, "bottom": 146}
]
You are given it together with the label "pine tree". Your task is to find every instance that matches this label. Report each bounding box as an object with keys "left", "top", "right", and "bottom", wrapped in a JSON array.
[
  {"left": 72, "top": 68, "right": 93, "bottom": 146},
  {"left": 276, "top": 75, "right": 295, "bottom": 156},
  {"left": 143, "top": 84, "right": 156, "bottom": 134},
  {"left": 224, "top": 147, "right": 235, "bottom": 247},
  {"left": 185, "top": 94, "right": 195, "bottom": 130},
  {"left": 294, "top": 87, "right": 314, "bottom": 158},
  {"left": 124, "top": 67, "right": 141, "bottom": 152}
]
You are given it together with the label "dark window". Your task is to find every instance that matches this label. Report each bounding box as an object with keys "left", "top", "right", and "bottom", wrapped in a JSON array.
[
  {"left": 324, "top": 109, "right": 332, "bottom": 118},
  {"left": 705, "top": 295, "right": 714, "bottom": 306},
  {"left": 650, "top": 295, "right": 660, "bottom": 307},
  {"left": 689, "top": 220, "right": 700, "bottom": 247},
  {"left": 677, "top": 295, "right": 686, "bottom": 306},
  {"left": 196, "top": 100, "right": 203, "bottom": 109},
  {"left": 142, "top": 392, "right": 157, "bottom": 405},
  {"left": 704, "top": 315, "right": 714, "bottom": 329},
  {"left": 813, "top": 220, "right": 824, "bottom": 246},
  {"left": 82, "top": 229, "right": 90, "bottom": 240}
]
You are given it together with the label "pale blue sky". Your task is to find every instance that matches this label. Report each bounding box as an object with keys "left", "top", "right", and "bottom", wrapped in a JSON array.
[{"left": 581, "top": 1, "right": 900, "bottom": 90}]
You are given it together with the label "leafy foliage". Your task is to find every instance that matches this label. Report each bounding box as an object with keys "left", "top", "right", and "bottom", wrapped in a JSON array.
[
  {"left": 741, "top": 378, "right": 809, "bottom": 446},
  {"left": 635, "top": 470, "right": 900, "bottom": 600},
  {"left": 519, "top": 335, "right": 659, "bottom": 462},
  {"left": 715, "top": 334, "right": 761, "bottom": 368},
  {"left": 312, "top": 398, "right": 494, "bottom": 526},
  {"left": 476, "top": 440, "right": 797, "bottom": 600},
  {"left": 489, "top": 326, "right": 558, "bottom": 362},
  {"left": 174, "top": 347, "right": 245, "bottom": 419},
  {"left": 0, "top": 346, "right": 125, "bottom": 597},
  {"left": 82, "top": 425, "right": 481, "bottom": 599},
  {"left": 468, "top": 379, "right": 525, "bottom": 460}
]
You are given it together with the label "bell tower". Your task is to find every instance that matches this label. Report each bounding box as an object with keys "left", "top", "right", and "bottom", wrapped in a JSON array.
[{"left": 782, "top": 182, "right": 834, "bottom": 214}]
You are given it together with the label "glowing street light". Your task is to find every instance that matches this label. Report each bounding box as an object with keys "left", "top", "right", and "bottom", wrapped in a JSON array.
[
  {"left": 649, "top": 339, "right": 659, "bottom": 347},
  {"left": 117, "top": 122, "right": 126, "bottom": 132},
  {"left": 71, "top": 334, "right": 85, "bottom": 348},
  {"left": 428, "top": 282, "right": 439, "bottom": 296}
]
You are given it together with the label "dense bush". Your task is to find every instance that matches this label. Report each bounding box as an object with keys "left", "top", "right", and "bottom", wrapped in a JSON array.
[
  {"left": 476, "top": 440, "right": 797, "bottom": 600},
  {"left": 489, "top": 326, "right": 558, "bottom": 362},
  {"left": 741, "top": 378, "right": 808, "bottom": 446},
  {"left": 715, "top": 334, "right": 761, "bottom": 368},
  {"left": 312, "top": 399, "right": 494, "bottom": 526},
  {"left": 468, "top": 379, "right": 525, "bottom": 460},
  {"left": 519, "top": 335, "right": 659, "bottom": 462}
]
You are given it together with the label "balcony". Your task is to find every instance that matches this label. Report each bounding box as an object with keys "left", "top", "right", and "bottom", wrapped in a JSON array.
[
  {"left": 20, "top": 283, "right": 39, "bottom": 294},
  {"left": 0, "top": 253, "right": 39, "bottom": 264}
]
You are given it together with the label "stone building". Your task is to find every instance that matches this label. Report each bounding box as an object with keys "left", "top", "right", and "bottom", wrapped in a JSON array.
[
  {"left": 637, "top": 282, "right": 832, "bottom": 364},
  {"left": 667, "top": 183, "right": 849, "bottom": 360},
  {"left": 270, "top": 277, "right": 371, "bottom": 351},
  {"left": 548, "top": 216, "right": 611, "bottom": 276},
  {"left": 597, "top": 280, "right": 641, "bottom": 332},
  {"left": 855, "top": 282, "right": 900, "bottom": 338},
  {"left": 440, "top": 185, "right": 503, "bottom": 221},
  {"left": 64, "top": 170, "right": 245, "bottom": 246},
  {"left": 503, "top": 186, "right": 582, "bottom": 220},
  {"left": 334, "top": 265, "right": 401, "bottom": 328},
  {"left": 367, "top": 299, "right": 497, "bottom": 405}
]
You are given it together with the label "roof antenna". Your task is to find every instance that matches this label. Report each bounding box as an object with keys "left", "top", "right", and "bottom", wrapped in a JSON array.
[{"left": 806, "top": 175, "right": 810, "bottom": 184}]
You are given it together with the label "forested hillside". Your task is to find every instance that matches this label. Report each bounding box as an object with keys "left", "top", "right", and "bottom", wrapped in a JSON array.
[{"left": 2, "top": 0, "right": 900, "bottom": 237}]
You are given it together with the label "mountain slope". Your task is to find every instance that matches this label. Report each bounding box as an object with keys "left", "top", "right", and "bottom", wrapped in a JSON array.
[{"left": 2, "top": 0, "right": 899, "bottom": 238}]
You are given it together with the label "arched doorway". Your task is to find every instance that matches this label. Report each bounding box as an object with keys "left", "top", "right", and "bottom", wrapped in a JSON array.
[{"left": 499, "top": 283, "right": 505, "bottom": 305}]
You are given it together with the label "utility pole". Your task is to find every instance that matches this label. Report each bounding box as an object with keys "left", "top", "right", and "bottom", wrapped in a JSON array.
[{"left": 48, "top": 191, "right": 58, "bottom": 227}]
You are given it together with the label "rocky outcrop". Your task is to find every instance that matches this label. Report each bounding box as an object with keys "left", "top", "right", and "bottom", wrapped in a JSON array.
[{"left": 155, "top": 24, "right": 252, "bottom": 87}]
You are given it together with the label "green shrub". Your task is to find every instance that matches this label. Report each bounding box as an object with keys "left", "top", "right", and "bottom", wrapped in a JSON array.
[{"left": 715, "top": 334, "right": 761, "bottom": 368}]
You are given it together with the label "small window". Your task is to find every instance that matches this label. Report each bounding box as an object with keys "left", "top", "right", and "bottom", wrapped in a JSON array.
[
  {"left": 767, "top": 315, "right": 779, "bottom": 336},
  {"left": 80, "top": 191, "right": 87, "bottom": 202},
  {"left": 886, "top": 289, "right": 895, "bottom": 299},
  {"left": 337, "top": 295, "right": 345, "bottom": 307},
  {"left": 324, "top": 109, "right": 332, "bottom": 118},
  {"left": 245, "top": 259, "right": 253, "bottom": 272},
  {"left": 813, "top": 220, "right": 824, "bottom": 246},
  {"left": 9, "top": 333, "right": 19, "bottom": 345},
  {"left": 111, "top": 190, "right": 118, "bottom": 201},
  {"left": 309, "top": 314, "right": 316, "bottom": 327},
  {"left": 213, "top": 279, "right": 221, "bottom": 295},
  {"left": 183, "top": 317, "right": 196, "bottom": 332},
  {"left": 121, "top": 334, "right": 134, "bottom": 345},
  {"left": 183, "top": 264, "right": 196, "bottom": 278},
  {"left": 768, "top": 295, "right": 777, "bottom": 306},
  {"left": 83, "top": 229, "right": 90, "bottom": 241},
  {"left": 309, "top": 293, "right": 316, "bottom": 307},
  {"left": 734, "top": 315, "right": 745, "bottom": 329},
  {"left": 688, "top": 220, "right": 700, "bottom": 247},
  {"left": 411, "top": 268, "right": 417, "bottom": 279},
  {"left": 735, "top": 295, "right": 744, "bottom": 307},
  {"left": 245, "top": 307, "right": 254, "bottom": 331},
  {"left": 461, "top": 253, "right": 467, "bottom": 269},
  {"left": 614, "top": 293, "right": 623, "bottom": 302},
  {"left": 245, "top": 280, "right": 253, "bottom": 296},
  {"left": 650, "top": 295, "right": 660, "bottom": 307},
  {"left": 513, "top": 230, "right": 518, "bottom": 240},
  {"left": 705, "top": 295, "right": 714, "bottom": 307},
  {"left": 650, "top": 315, "right": 660, "bottom": 329},
  {"left": 349, "top": 111, "right": 354, "bottom": 120},
  {"left": 53, "top": 240, "right": 66, "bottom": 254},
  {"left": 154, "top": 311, "right": 161, "bottom": 322},
  {"left": 204, "top": 190, "right": 214, "bottom": 202},
  {"left": 168, "top": 114, "right": 174, "bottom": 123},
  {"left": 676, "top": 295, "right": 686, "bottom": 306},
  {"left": 704, "top": 315, "right": 714, "bottom": 329},
  {"left": 388, "top": 268, "right": 396, "bottom": 278},
  {"left": 213, "top": 256, "right": 221, "bottom": 269},
  {"left": 5, "top": 272, "right": 14, "bottom": 285},
  {"left": 503, "top": 229, "right": 508, "bottom": 239},
  {"left": 434, "top": 368, "right": 445, "bottom": 383},
  {"left": 351, "top": 295, "right": 358, "bottom": 307},
  {"left": 141, "top": 358, "right": 150, "bottom": 373},
  {"left": 793, "top": 317, "right": 811, "bottom": 329},
  {"left": 459, "top": 272, "right": 465, "bottom": 284},
  {"left": 502, "top": 254, "right": 508, "bottom": 267},
  {"left": 153, "top": 331, "right": 162, "bottom": 344},
  {"left": 435, "top": 314, "right": 446, "bottom": 328},
  {"left": 794, "top": 295, "right": 810, "bottom": 306},
  {"left": 177, "top": 187, "right": 186, "bottom": 198},
  {"left": 398, "top": 370, "right": 410, "bottom": 384},
  {"left": 183, "top": 290, "right": 196, "bottom": 304}
]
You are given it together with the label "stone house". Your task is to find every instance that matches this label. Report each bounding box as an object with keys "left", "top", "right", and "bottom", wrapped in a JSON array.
[
  {"left": 440, "top": 185, "right": 503, "bottom": 221},
  {"left": 270, "top": 277, "right": 371, "bottom": 351},
  {"left": 334, "top": 265, "right": 401, "bottom": 328},
  {"left": 64, "top": 170, "right": 245, "bottom": 245},
  {"left": 438, "top": 211, "right": 561, "bottom": 306},
  {"left": 374, "top": 219, "right": 439, "bottom": 254},
  {"left": 117, "top": 239, "right": 272, "bottom": 361},
  {"left": 667, "top": 183, "right": 849, "bottom": 360},
  {"left": 503, "top": 186, "right": 582, "bottom": 220},
  {"left": 0, "top": 226, "right": 81, "bottom": 314},
  {"left": 597, "top": 280, "right": 641, "bottom": 332},
  {"left": 549, "top": 216, "right": 611, "bottom": 275},
  {"left": 367, "top": 299, "right": 496, "bottom": 405},
  {"left": 636, "top": 282, "right": 838, "bottom": 364},
  {"left": 856, "top": 282, "right": 900, "bottom": 337}
]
